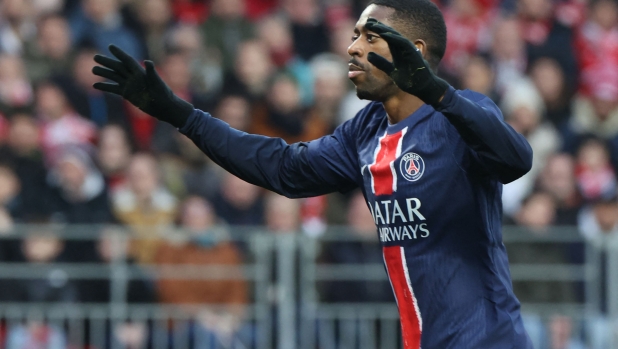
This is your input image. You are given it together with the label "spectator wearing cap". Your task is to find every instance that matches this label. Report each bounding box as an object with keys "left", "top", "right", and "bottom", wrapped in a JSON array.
[{"left": 46, "top": 146, "right": 114, "bottom": 261}]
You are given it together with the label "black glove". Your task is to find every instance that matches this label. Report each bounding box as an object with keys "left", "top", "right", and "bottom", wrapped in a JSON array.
[
  {"left": 365, "top": 18, "right": 449, "bottom": 106},
  {"left": 92, "top": 45, "right": 194, "bottom": 128}
]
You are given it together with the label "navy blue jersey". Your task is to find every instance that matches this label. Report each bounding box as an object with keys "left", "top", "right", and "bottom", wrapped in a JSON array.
[{"left": 179, "top": 87, "right": 534, "bottom": 349}]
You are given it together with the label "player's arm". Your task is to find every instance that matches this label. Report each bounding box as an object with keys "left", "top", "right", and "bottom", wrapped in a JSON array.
[
  {"left": 364, "top": 19, "right": 532, "bottom": 184},
  {"left": 91, "top": 45, "right": 360, "bottom": 198}
]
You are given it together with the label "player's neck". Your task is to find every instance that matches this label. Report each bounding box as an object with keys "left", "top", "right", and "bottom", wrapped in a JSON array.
[{"left": 383, "top": 92, "right": 425, "bottom": 124}]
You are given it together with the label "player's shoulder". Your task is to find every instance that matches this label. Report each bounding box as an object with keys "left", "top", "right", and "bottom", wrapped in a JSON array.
[
  {"left": 340, "top": 101, "right": 385, "bottom": 132},
  {"left": 458, "top": 89, "right": 495, "bottom": 104}
]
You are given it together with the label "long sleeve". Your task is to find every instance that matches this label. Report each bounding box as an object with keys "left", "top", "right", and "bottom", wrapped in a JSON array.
[
  {"left": 178, "top": 109, "right": 361, "bottom": 198},
  {"left": 434, "top": 87, "right": 533, "bottom": 184}
]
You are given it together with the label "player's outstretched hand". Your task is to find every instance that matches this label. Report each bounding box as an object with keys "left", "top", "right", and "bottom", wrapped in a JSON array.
[
  {"left": 364, "top": 18, "right": 449, "bottom": 106},
  {"left": 92, "top": 45, "right": 194, "bottom": 128}
]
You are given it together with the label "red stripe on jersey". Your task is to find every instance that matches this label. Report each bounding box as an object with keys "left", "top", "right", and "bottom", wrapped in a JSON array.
[
  {"left": 368, "top": 129, "right": 406, "bottom": 196},
  {"left": 383, "top": 246, "right": 422, "bottom": 349}
]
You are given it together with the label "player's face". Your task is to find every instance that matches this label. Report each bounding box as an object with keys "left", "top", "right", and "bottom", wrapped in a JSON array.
[{"left": 348, "top": 5, "right": 400, "bottom": 101}]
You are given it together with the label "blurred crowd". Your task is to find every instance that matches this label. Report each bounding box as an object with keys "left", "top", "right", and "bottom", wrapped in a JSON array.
[{"left": 0, "top": 0, "right": 618, "bottom": 347}]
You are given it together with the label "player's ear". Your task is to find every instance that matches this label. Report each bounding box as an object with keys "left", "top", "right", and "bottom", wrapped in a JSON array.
[{"left": 413, "top": 39, "right": 427, "bottom": 57}]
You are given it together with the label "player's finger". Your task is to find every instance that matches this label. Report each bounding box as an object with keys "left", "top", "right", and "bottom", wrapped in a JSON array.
[
  {"left": 93, "top": 82, "right": 122, "bottom": 95},
  {"left": 108, "top": 44, "right": 143, "bottom": 73},
  {"left": 93, "top": 55, "right": 129, "bottom": 77},
  {"left": 368, "top": 52, "right": 395, "bottom": 75},
  {"left": 365, "top": 18, "right": 402, "bottom": 37},
  {"left": 92, "top": 66, "right": 125, "bottom": 84}
]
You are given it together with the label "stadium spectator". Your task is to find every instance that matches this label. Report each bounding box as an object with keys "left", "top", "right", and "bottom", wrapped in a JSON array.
[
  {"left": 264, "top": 193, "right": 301, "bottom": 233},
  {"left": 575, "top": 0, "right": 618, "bottom": 97},
  {"left": 0, "top": 114, "right": 48, "bottom": 218},
  {"left": 167, "top": 24, "right": 223, "bottom": 96},
  {"left": 200, "top": 0, "right": 254, "bottom": 72},
  {"left": 501, "top": 78, "right": 560, "bottom": 216},
  {"left": 578, "top": 194, "right": 618, "bottom": 242},
  {"left": 13, "top": 227, "right": 80, "bottom": 302},
  {"left": 84, "top": 228, "right": 156, "bottom": 303},
  {"left": 537, "top": 153, "right": 582, "bottom": 225},
  {"left": 46, "top": 146, "right": 113, "bottom": 262},
  {"left": 96, "top": 124, "right": 133, "bottom": 192},
  {"left": 22, "top": 14, "right": 74, "bottom": 83},
  {"left": 53, "top": 46, "right": 127, "bottom": 128},
  {"left": 563, "top": 78, "right": 618, "bottom": 156},
  {"left": 256, "top": 15, "right": 313, "bottom": 104},
  {"left": 281, "top": 0, "right": 330, "bottom": 61},
  {"left": 529, "top": 58, "right": 572, "bottom": 127},
  {"left": 0, "top": 165, "right": 19, "bottom": 232},
  {"left": 507, "top": 191, "right": 576, "bottom": 303},
  {"left": 154, "top": 196, "right": 248, "bottom": 345},
  {"left": 112, "top": 153, "right": 177, "bottom": 263},
  {"left": 46, "top": 146, "right": 113, "bottom": 224},
  {"left": 441, "top": 0, "right": 494, "bottom": 77},
  {"left": 517, "top": 0, "right": 578, "bottom": 84},
  {"left": 459, "top": 54, "right": 499, "bottom": 102},
  {"left": 223, "top": 40, "right": 274, "bottom": 100},
  {"left": 213, "top": 172, "right": 264, "bottom": 226},
  {"left": 5, "top": 322, "right": 67, "bottom": 349},
  {"left": 35, "top": 82, "right": 97, "bottom": 165},
  {"left": 69, "top": 0, "right": 143, "bottom": 60},
  {"left": 547, "top": 315, "right": 586, "bottom": 349},
  {"left": 309, "top": 54, "right": 350, "bottom": 130},
  {"left": 320, "top": 191, "right": 394, "bottom": 303},
  {"left": 0, "top": 54, "right": 33, "bottom": 115},
  {"left": 213, "top": 94, "right": 251, "bottom": 132},
  {"left": 251, "top": 73, "right": 329, "bottom": 143},
  {"left": 131, "top": 0, "right": 175, "bottom": 64},
  {"left": 574, "top": 138, "right": 617, "bottom": 201},
  {"left": 489, "top": 17, "right": 528, "bottom": 94},
  {"left": 0, "top": 0, "right": 35, "bottom": 55}
]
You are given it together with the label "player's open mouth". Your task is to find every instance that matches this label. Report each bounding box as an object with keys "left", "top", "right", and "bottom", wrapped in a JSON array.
[{"left": 348, "top": 64, "right": 364, "bottom": 78}]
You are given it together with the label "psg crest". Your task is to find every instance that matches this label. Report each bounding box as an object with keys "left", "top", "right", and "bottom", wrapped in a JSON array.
[{"left": 400, "top": 152, "right": 425, "bottom": 182}]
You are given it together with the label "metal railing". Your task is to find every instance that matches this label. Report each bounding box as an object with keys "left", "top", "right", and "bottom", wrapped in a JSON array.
[{"left": 0, "top": 225, "right": 613, "bottom": 348}]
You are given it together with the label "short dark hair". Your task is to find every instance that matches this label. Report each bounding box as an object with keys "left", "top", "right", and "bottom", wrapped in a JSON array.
[{"left": 369, "top": 0, "right": 447, "bottom": 70}]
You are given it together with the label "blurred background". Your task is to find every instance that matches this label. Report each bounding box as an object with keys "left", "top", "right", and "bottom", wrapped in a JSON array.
[{"left": 0, "top": 0, "right": 616, "bottom": 348}]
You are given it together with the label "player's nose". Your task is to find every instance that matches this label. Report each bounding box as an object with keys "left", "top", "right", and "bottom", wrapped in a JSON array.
[{"left": 347, "top": 39, "right": 364, "bottom": 58}]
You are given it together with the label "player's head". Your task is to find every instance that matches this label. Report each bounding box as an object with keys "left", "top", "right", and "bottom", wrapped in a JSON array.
[{"left": 348, "top": 0, "right": 447, "bottom": 101}]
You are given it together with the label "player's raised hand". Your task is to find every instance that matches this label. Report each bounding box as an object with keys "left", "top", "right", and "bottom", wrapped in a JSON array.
[
  {"left": 92, "top": 45, "right": 194, "bottom": 128},
  {"left": 364, "top": 18, "right": 449, "bottom": 106}
]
